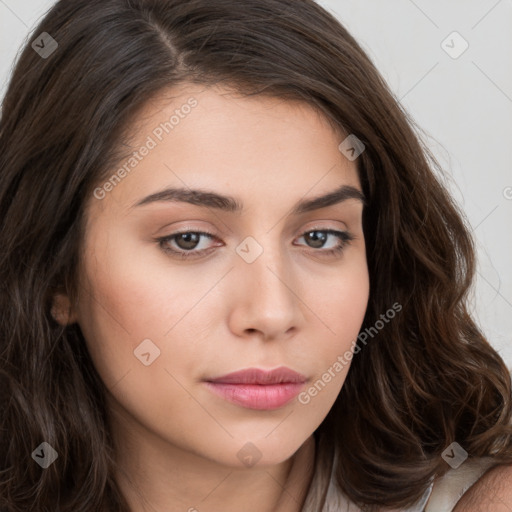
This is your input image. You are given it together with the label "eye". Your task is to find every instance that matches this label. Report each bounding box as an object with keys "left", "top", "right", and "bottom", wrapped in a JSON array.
[
  {"left": 157, "top": 230, "right": 219, "bottom": 259},
  {"left": 294, "top": 229, "right": 354, "bottom": 257},
  {"left": 156, "top": 228, "right": 354, "bottom": 260}
]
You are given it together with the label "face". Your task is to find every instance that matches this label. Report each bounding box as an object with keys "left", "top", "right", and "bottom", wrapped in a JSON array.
[{"left": 56, "top": 84, "right": 369, "bottom": 469}]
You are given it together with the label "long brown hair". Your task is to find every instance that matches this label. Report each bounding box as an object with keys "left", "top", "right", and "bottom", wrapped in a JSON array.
[{"left": 1, "top": 0, "right": 511, "bottom": 510}]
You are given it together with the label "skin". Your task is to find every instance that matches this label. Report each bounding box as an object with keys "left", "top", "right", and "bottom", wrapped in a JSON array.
[
  {"left": 52, "top": 83, "right": 369, "bottom": 512},
  {"left": 453, "top": 464, "right": 512, "bottom": 511}
]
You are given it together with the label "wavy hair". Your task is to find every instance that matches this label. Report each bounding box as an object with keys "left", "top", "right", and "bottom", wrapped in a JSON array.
[{"left": 1, "top": 0, "right": 511, "bottom": 510}]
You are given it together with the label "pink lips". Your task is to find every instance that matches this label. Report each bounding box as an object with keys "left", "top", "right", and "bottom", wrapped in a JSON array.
[{"left": 204, "top": 367, "right": 307, "bottom": 410}]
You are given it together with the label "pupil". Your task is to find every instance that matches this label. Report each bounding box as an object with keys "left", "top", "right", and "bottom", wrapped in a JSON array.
[{"left": 307, "top": 231, "right": 326, "bottom": 248}]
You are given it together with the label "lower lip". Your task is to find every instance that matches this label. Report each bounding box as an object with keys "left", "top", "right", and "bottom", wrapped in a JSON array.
[{"left": 204, "top": 382, "right": 305, "bottom": 410}]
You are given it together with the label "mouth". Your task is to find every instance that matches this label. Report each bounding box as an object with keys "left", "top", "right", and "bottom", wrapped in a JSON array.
[{"left": 203, "top": 366, "right": 307, "bottom": 410}]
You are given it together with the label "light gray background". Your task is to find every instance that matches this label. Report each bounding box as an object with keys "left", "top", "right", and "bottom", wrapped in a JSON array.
[{"left": 1, "top": 0, "right": 511, "bottom": 365}]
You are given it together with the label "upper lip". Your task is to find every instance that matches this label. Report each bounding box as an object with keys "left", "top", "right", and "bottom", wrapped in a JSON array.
[{"left": 205, "top": 366, "right": 307, "bottom": 385}]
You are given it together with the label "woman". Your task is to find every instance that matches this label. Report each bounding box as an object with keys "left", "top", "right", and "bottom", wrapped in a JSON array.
[{"left": 1, "top": 0, "right": 511, "bottom": 510}]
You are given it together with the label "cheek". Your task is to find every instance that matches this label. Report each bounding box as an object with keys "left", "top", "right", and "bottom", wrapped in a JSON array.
[
  {"left": 77, "top": 226, "right": 258, "bottom": 430},
  {"left": 296, "top": 255, "right": 369, "bottom": 410},
  {"left": 75, "top": 227, "right": 209, "bottom": 389},
  {"left": 309, "top": 249, "right": 369, "bottom": 345},
  {"left": 75, "top": 232, "right": 221, "bottom": 452}
]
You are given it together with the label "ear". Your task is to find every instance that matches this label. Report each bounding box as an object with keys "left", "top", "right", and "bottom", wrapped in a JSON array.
[{"left": 50, "top": 292, "right": 78, "bottom": 325}]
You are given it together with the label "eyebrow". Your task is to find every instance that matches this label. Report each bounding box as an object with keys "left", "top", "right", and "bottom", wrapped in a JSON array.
[{"left": 131, "top": 183, "right": 365, "bottom": 215}]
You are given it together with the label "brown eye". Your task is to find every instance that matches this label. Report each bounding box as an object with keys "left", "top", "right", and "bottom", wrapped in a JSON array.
[
  {"left": 303, "top": 230, "right": 328, "bottom": 249},
  {"left": 296, "top": 229, "right": 353, "bottom": 255},
  {"left": 174, "top": 232, "right": 202, "bottom": 250},
  {"left": 157, "top": 231, "right": 218, "bottom": 259}
]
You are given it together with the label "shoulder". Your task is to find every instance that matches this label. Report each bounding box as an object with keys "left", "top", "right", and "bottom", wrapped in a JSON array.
[{"left": 454, "top": 463, "right": 512, "bottom": 511}]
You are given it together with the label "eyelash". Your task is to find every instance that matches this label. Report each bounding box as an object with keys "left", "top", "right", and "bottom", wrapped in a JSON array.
[{"left": 156, "top": 228, "right": 354, "bottom": 260}]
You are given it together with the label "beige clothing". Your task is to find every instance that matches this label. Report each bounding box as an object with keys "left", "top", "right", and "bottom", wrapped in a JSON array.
[
  {"left": 322, "top": 454, "right": 497, "bottom": 511},
  {"left": 424, "top": 456, "right": 497, "bottom": 511}
]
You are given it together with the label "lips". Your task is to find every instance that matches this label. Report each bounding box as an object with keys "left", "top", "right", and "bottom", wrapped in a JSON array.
[
  {"left": 204, "top": 366, "right": 307, "bottom": 410},
  {"left": 206, "top": 366, "right": 307, "bottom": 385}
]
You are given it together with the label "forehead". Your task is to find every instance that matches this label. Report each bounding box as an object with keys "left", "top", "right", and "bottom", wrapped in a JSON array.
[
  {"left": 89, "top": 83, "right": 361, "bottom": 217},
  {"left": 126, "top": 84, "right": 346, "bottom": 152}
]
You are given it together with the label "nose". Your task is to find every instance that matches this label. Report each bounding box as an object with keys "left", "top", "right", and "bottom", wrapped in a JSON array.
[{"left": 227, "top": 241, "right": 304, "bottom": 341}]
